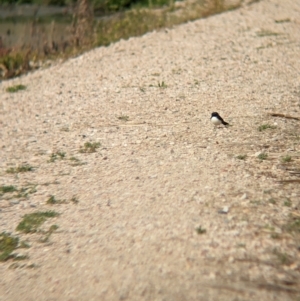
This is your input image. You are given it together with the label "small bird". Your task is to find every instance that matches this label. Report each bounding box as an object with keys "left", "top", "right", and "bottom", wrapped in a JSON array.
[{"left": 211, "top": 112, "right": 229, "bottom": 126}]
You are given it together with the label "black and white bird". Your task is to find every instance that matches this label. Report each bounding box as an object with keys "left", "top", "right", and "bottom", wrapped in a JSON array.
[{"left": 211, "top": 112, "right": 229, "bottom": 126}]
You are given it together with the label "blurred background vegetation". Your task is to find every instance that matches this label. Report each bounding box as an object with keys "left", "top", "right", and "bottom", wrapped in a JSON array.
[{"left": 0, "top": 0, "right": 240, "bottom": 80}]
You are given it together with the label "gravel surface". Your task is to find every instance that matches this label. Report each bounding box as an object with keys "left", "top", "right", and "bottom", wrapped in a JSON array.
[{"left": 0, "top": 0, "right": 300, "bottom": 300}]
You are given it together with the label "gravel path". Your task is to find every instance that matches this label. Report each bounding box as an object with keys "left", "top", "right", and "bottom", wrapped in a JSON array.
[{"left": 1, "top": 0, "right": 300, "bottom": 300}]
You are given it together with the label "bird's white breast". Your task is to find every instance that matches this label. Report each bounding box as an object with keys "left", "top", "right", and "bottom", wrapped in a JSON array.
[{"left": 211, "top": 116, "right": 222, "bottom": 125}]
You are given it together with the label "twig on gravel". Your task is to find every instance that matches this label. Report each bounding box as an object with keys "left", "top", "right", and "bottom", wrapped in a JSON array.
[{"left": 268, "top": 113, "right": 300, "bottom": 121}]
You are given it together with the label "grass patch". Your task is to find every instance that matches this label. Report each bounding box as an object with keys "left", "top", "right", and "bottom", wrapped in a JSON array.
[
  {"left": 16, "top": 211, "right": 59, "bottom": 234},
  {"left": 257, "top": 153, "right": 268, "bottom": 161},
  {"left": 0, "top": 0, "right": 242, "bottom": 81},
  {"left": 118, "top": 115, "right": 129, "bottom": 121},
  {"left": 39, "top": 225, "right": 59, "bottom": 243},
  {"left": 79, "top": 142, "right": 101, "bottom": 153},
  {"left": 281, "top": 155, "right": 292, "bottom": 163},
  {"left": 158, "top": 81, "right": 167, "bottom": 88},
  {"left": 284, "top": 217, "right": 300, "bottom": 233},
  {"left": 258, "top": 124, "right": 276, "bottom": 132},
  {"left": 46, "top": 195, "right": 65, "bottom": 205},
  {"left": 69, "top": 156, "right": 86, "bottom": 166},
  {"left": 236, "top": 155, "right": 247, "bottom": 160},
  {"left": 0, "top": 185, "right": 17, "bottom": 194},
  {"left": 0, "top": 232, "right": 29, "bottom": 262},
  {"left": 196, "top": 226, "right": 206, "bottom": 235},
  {"left": 283, "top": 199, "right": 292, "bottom": 207},
  {"left": 0, "top": 232, "right": 19, "bottom": 261},
  {"left": 6, "top": 164, "right": 33, "bottom": 173},
  {"left": 268, "top": 198, "right": 276, "bottom": 205},
  {"left": 6, "top": 84, "right": 26, "bottom": 93},
  {"left": 273, "top": 249, "right": 293, "bottom": 266},
  {"left": 48, "top": 151, "right": 66, "bottom": 162},
  {"left": 71, "top": 196, "right": 79, "bottom": 204}
]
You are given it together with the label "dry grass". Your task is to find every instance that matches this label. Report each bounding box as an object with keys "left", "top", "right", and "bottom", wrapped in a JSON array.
[{"left": 0, "top": 0, "right": 242, "bottom": 80}]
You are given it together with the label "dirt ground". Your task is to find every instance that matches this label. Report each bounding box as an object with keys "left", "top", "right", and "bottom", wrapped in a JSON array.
[{"left": 0, "top": 0, "right": 300, "bottom": 300}]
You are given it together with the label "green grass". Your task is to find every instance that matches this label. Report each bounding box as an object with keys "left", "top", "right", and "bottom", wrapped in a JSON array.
[
  {"left": 236, "top": 155, "right": 247, "bottom": 160},
  {"left": 257, "top": 153, "right": 268, "bottom": 160},
  {"left": 46, "top": 195, "right": 64, "bottom": 205},
  {"left": 281, "top": 155, "right": 292, "bottom": 163},
  {"left": 0, "top": 1, "right": 242, "bottom": 81},
  {"left": 0, "top": 232, "right": 19, "bottom": 261},
  {"left": 0, "top": 232, "right": 30, "bottom": 262},
  {"left": 258, "top": 124, "right": 276, "bottom": 132},
  {"left": 0, "top": 185, "right": 17, "bottom": 194},
  {"left": 283, "top": 199, "right": 292, "bottom": 207},
  {"left": 6, "top": 164, "right": 33, "bottom": 173},
  {"left": 284, "top": 217, "right": 300, "bottom": 233},
  {"left": 196, "top": 226, "right": 206, "bottom": 234},
  {"left": 79, "top": 142, "right": 101, "bottom": 153},
  {"left": 158, "top": 81, "right": 167, "bottom": 88},
  {"left": 16, "top": 211, "right": 59, "bottom": 234},
  {"left": 48, "top": 151, "right": 66, "bottom": 162},
  {"left": 6, "top": 84, "right": 27, "bottom": 93},
  {"left": 39, "top": 225, "right": 59, "bottom": 243}
]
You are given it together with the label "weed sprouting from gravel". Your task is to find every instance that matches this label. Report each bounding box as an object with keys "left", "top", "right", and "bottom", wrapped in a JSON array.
[
  {"left": 0, "top": 185, "right": 17, "bottom": 194},
  {"left": 158, "top": 81, "right": 167, "bottom": 88},
  {"left": 236, "top": 155, "right": 247, "bottom": 160},
  {"left": 258, "top": 124, "right": 276, "bottom": 132},
  {"left": 6, "top": 84, "right": 26, "bottom": 93},
  {"left": 273, "top": 249, "right": 293, "bottom": 266},
  {"left": 46, "top": 195, "right": 64, "bottom": 205},
  {"left": 71, "top": 196, "right": 79, "bottom": 204},
  {"left": 283, "top": 199, "right": 292, "bottom": 207},
  {"left": 39, "top": 225, "right": 59, "bottom": 243},
  {"left": 0, "top": 232, "right": 19, "bottom": 261},
  {"left": 16, "top": 211, "right": 59, "bottom": 233},
  {"left": 0, "top": 232, "right": 30, "bottom": 262},
  {"left": 281, "top": 155, "right": 292, "bottom": 163},
  {"left": 48, "top": 151, "right": 66, "bottom": 162},
  {"left": 257, "top": 153, "right": 268, "bottom": 160},
  {"left": 79, "top": 142, "right": 101, "bottom": 153},
  {"left": 196, "top": 226, "right": 206, "bottom": 234},
  {"left": 6, "top": 164, "right": 33, "bottom": 173}
]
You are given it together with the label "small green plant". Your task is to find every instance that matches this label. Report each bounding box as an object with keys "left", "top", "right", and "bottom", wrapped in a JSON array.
[
  {"left": 273, "top": 249, "right": 293, "bottom": 265},
  {"left": 158, "top": 81, "right": 167, "bottom": 88},
  {"left": 6, "top": 164, "right": 33, "bottom": 173},
  {"left": 283, "top": 199, "right": 292, "bottom": 207},
  {"left": 16, "top": 211, "right": 59, "bottom": 234},
  {"left": 79, "top": 142, "right": 101, "bottom": 153},
  {"left": 236, "top": 155, "right": 247, "bottom": 160},
  {"left": 269, "top": 198, "right": 276, "bottom": 204},
  {"left": 196, "top": 226, "right": 206, "bottom": 234},
  {"left": 284, "top": 217, "right": 300, "bottom": 233},
  {"left": 69, "top": 156, "right": 86, "bottom": 166},
  {"left": 16, "top": 185, "right": 37, "bottom": 199},
  {"left": 48, "top": 151, "right": 66, "bottom": 162},
  {"left": 71, "top": 196, "right": 79, "bottom": 204},
  {"left": 0, "top": 232, "right": 19, "bottom": 261},
  {"left": 39, "top": 225, "right": 59, "bottom": 243},
  {"left": 281, "top": 155, "right": 292, "bottom": 163},
  {"left": 258, "top": 124, "right": 276, "bottom": 131},
  {"left": 118, "top": 115, "right": 129, "bottom": 121},
  {"left": 257, "top": 153, "right": 268, "bottom": 160},
  {"left": 6, "top": 84, "right": 26, "bottom": 93},
  {"left": 46, "top": 195, "right": 65, "bottom": 205},
  {"left": 0, "top": 185, "right": 17, "bottom": 194}
]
